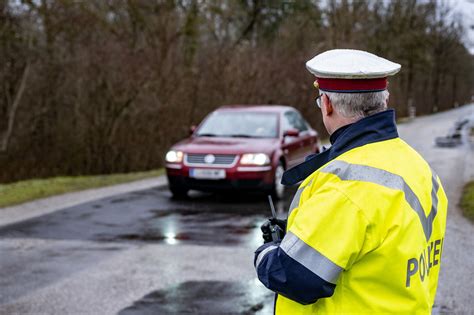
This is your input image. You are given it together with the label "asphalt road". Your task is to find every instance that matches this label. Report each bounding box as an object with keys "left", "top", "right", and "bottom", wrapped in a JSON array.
[
  {"left": 1, "top": 104, "right": 473, "bottom": 314},
  {"left": 0, "top": 184, "right": 295, "bottom": 314},
  {"left": 397, "top": 104, "right": 474, "bottom": 314}
]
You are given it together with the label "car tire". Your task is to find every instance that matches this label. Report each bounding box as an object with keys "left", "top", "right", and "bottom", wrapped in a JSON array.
[
  {"left": 270, "top": 162, "right": 285, "bottom": 200},
  {"left": 169, "top": 185, "right": 189, "bottom": 199}
]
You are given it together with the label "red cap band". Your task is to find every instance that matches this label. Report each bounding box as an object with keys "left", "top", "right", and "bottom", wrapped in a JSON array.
[{"left": 316, "top": 77, "right": 387, "bottom": 92}]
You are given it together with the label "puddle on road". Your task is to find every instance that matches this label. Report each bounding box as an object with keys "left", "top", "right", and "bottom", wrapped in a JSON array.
[
  {"left": 0, "top": 187, "right": 294, "bottom": 247},
  {"left": 111, "top": 210, "right": 265, "bottom": 247},
  {"left": 118, "top": 280, "right": 273, "bottom": 315}
]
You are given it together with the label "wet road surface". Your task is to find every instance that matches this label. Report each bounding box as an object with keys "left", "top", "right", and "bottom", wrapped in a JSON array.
[
  {"left": 0, "top": 185, "right": 295, "bottom": 314},
  {"left": 119, "top": 280, "right": 273, "bottom": 315},
  {"left": 0, "top": 187, "right": 294, "bottom": 246}
]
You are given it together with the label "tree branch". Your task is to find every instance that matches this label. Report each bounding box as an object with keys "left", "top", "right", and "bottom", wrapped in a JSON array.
[{"left": 0, "top": 61, "right": 31, "bottom": 152}]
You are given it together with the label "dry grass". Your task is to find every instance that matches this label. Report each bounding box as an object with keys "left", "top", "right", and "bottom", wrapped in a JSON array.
[
  {"left": 0, "top": 169, "right": 164, "bottom": 208},
  {"left": 460, "top": 181, "right": 474, "bottom": 222}
]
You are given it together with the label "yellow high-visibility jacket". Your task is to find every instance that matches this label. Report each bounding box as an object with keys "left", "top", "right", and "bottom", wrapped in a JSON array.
[{"left": 255, "top": 110, "right": 447, "bottom": 314}]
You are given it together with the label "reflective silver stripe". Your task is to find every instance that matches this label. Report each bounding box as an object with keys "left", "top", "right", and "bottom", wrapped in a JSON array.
[
  {"left": 255, "top": 245, "right": 278, "bottom": 268},
  {"left": 288, "top": 187, "right": 304, "bottom": 216},
  {"left": 288, "top": 179, "right": 312, "bottom": 216},
  {"left": 426, "top": 172, "right": 440, "bottom": 240},
  {"left": 280, "top": 231, "right": 343, "bottom": 284},
  {"left": 321, "top": 160, "right": 438, "bottom": 240}
]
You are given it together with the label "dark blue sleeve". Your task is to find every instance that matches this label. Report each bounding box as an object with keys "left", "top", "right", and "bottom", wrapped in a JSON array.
[{"left": 254, "top": 243, "right": 336, "bottom": 305}]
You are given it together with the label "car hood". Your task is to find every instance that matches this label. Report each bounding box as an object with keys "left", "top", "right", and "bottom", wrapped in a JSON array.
[{"left": 172, "top": 136, "right": 280, "bottom": 155}]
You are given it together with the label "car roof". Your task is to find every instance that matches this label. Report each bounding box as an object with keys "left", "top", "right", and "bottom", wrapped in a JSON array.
[{"left": 216, "top": 105, "right": 294, "bottom": 113}]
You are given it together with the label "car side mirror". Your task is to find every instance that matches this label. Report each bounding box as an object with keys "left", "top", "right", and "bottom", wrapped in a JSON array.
[
  {"left": 284, "top": 129, "right": 300, "bottom": 137},
  {"left": 189, "top": 125, "right": 196, "bottom": 135}
]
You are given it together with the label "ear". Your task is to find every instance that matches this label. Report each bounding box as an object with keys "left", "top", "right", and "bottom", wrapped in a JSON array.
[{"left": 323, "top": 94, "right": 333, "bottom": 116}]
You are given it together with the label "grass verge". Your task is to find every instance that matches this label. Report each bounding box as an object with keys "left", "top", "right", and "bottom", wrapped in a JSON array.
[
  {"left": 460, "top": 181, "right": 474, "bottom": 222},
  {"left": 0, "top": 169, "right": 164, "bottom": 208}
]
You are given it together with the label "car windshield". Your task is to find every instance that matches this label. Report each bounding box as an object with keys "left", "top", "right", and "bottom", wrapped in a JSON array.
[{"left": 196, "top": 111, "right": 278, "bottom": 138}]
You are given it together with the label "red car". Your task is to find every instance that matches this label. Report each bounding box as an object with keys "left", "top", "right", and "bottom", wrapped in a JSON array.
[{"left": 165, "top": 105, "right": 320, "bottom": 199}]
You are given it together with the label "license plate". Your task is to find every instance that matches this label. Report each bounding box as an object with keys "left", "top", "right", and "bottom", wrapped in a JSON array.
[{"left": 189, "top": 168, "right": 226, "bottom": 180}]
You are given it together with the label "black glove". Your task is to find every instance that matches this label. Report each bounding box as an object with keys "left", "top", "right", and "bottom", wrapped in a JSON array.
[{"left": 261, "top": 218, "right": 287, "bottom": 243}]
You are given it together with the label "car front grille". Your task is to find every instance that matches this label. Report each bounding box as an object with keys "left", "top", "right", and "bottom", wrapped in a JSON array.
[{"left": 185, "top": 153, "right": 237, "bottom": 167}]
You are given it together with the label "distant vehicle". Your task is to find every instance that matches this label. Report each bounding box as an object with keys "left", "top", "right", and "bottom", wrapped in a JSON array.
[
  {"left": 165, "top": 105, "right": 320, "bottom": 199},
  {"left": 435, "top": 118, "right": 469, "bottom": 147}
]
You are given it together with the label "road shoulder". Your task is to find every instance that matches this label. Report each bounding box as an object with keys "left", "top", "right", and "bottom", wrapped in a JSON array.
[{"left": 0, "top": 176, "right": 167, "bottom": 227}]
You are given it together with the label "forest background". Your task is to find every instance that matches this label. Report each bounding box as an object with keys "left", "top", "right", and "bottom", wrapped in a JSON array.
[{"left": 1, "top": 0, "right": 473, "bottom": 183}]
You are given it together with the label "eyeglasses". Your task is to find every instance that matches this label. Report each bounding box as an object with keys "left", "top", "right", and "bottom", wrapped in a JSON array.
[{"left": 315, "top": 93, "right": 324, "bottom": 108}]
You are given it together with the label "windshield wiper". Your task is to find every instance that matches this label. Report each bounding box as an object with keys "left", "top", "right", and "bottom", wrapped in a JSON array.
[
  {"left": 228, "top": 134, "right": 255, "bottom": 138},
  {"left": 197, "top": 133, "right": 218, "bottom": 137},
  {"left": 198, "top": 133, "right": 266, "bottom": 138}
]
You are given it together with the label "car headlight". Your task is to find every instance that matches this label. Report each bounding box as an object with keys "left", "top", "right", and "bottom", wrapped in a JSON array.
[
  {"left": 165, "top": 150, "right": 183, "bottom": 163},
  {"left": 240, "top": 153, "right": 270, "bottom": 166}
]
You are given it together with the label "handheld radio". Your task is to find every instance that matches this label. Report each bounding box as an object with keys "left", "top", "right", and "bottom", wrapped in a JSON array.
[{"left": 267, "top": 195, "right": 283, "bottom": 242}]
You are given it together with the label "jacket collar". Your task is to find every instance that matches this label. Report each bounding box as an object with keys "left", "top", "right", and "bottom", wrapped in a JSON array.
[
  {"left": 281, "top": 109, "right": 399, "bottom": 186},
  {"left": 329, "top": 123, "right": 352, "bottom": 145}
]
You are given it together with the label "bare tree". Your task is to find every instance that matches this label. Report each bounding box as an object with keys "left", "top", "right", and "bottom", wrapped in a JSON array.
[{"left": 0, "top": 0, "right": 472, "bottom": 182}]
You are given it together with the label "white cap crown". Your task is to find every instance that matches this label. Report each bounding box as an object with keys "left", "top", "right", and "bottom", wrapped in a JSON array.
[{"left": 306, "top": 49, "right": 401, "bottom": 79}]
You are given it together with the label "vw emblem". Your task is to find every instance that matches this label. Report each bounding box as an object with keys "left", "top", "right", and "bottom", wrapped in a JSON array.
[{"left": 204, "top": 154, "right": 215, "bottom": 164}]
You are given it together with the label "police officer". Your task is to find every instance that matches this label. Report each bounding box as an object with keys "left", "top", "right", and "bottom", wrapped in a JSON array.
[{"left": 255, "top": 49, "right": 447, "bottom": 314}]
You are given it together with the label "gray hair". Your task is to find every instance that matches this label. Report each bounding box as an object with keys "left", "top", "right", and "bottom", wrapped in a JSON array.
[{"left": 324, "top": 90, "right": 389, "bottom": 119}]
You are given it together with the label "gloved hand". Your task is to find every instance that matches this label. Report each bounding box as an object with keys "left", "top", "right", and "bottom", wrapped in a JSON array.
[{"left": 261, "top": 218, "right": 287, "bottom": 243}]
